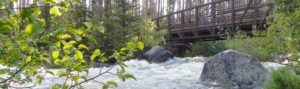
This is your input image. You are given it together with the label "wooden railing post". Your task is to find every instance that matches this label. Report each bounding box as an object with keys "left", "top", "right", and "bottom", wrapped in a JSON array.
[
  {"left": 167, "top": 15, "right": 171, "bottom": 32},
  {"left": 180, "top": 11, "right": 184, "bottom": 38},
  {"left": 254, "top": 0, "right": 258, "bottom": 28},
  {"left": 231, "top": 0, "right": 235, "bottom": 32},
  {"left": 196, "top": 7, "right": 199, "bottom": 36},
  {"left": 212, "top": 3, "right": 216, "bottom": 35}
]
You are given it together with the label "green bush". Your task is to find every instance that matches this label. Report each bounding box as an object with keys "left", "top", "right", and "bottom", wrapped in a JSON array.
[
  {"left": 264, "top": 67, "right": 300, "bottom": 89},
  {"left": 224, "top": 30, "right": 275, "bottom": 61},
  {"left": 184, "top": 41, "right": 227, "bottom": 57}
]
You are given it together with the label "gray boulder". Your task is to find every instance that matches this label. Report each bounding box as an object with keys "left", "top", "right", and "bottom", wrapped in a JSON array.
[
  {"left": 143, "top": 46, "right": 174, "bottom": 63},
  {"left": 199, "top": 50, "right": 267, "bottom": 88}
]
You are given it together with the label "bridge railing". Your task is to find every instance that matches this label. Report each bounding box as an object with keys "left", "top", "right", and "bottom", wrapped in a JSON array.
[{"left": 153, "top": 0, "right": 272, "bottom": 40}]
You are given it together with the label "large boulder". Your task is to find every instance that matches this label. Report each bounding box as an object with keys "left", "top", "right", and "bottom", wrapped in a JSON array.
[
  {"left": 199, "top": 50, "right": 267, "bottom": 88},
  {"left": 143, "top": 46, "right": 174, "bottom": 63}
]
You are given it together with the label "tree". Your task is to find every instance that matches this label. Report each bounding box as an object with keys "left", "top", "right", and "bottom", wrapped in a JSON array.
[{"left": 0, "top": 0, "right": 142, "bottom": 88}]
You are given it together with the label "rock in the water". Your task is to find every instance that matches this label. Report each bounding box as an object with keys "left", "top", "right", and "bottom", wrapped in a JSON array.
[
  {"left": 199, "top": 50, "right": 267, "bottom": 88},
  {"left": 143, "top": 46, "right": 174, "bottom": 63}
]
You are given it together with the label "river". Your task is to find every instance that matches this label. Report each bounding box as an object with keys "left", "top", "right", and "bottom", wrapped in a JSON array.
[{"left": 8, "top": 57, "right": 285, "bottom": 89}]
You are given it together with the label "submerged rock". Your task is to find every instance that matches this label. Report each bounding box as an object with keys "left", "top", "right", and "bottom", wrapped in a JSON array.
[
  {"left": 199, "top": 50, "right": 267, "bottom": 88},
  {"left": 143, "top": 46, "right": 174, "bottom": 63}
]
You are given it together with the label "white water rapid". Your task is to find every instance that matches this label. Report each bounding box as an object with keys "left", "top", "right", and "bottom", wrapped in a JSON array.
[{"left": 7, "top": 57, "right": 285, "bottom": 89}]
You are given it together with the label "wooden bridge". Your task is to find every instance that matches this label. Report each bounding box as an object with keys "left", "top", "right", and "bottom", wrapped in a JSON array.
[{"left": 153, "top": 0, "right": 273, "bottom": 42}]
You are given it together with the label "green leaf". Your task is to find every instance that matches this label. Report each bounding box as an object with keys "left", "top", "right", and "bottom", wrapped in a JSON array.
[
  {"left": 76, "top": 50, "right": 83, "bottom": 60},
  {"left": 134, "top": 36, "right": 138, "bottom": 41},
  {"left": 54, "top": 59, "right": 61, "bottom": 65},
  {"left": 120, "top": 47, "right": 128, "bottom": 52},
  {"left": 102, "top": 86, "right": 108, "bottom": 89},
  {"left": 44, "top": 0, "right": 56, "bottom": 4},
  {"left": 90, "top": 54, "right": 97, "bottom": 61},
  {"left": 78, "top": 44, "right": 88, "bottom": 50},
  {"left": 54, "top": 42, "right": 61, "bottom": 48},
  {"left": 122, "top": 76, "right": 126, "bottom": 82},
  {"left": 101, "top": 57, "right": 108, "bottom": 62},
  {"left": 25, "top": 24, "right": 34, "bottom": 37},
  {"left": 36, "top": 75, "right": 43, "bottom": 84},
  {"left": 81, "top": 76, "right": 87, "bottom": 81},
  {"left": 124, "top": 74, "right": 137, "bottom": 81},
  {"left": 33, "top": 7, "right": 41, "bottom": 14},
  {"left": 127, "top": 42, "right": 135, "bottom": 50},
  {"left": 98, "top": 26, "right": 105, "bottom": 33},
  {"left": 42, "top": 58, "right": 51, "bottom": 64},
  {"left": 75, "top": 35, "right": 82, "bottom": 41},
  {"left": 46, "top": 71, "right": 55, "bottom": 76},
  {"left": 55, "top": 28, "right": 65, "bottom": 36},
  {"left": 52, "top": 51, "right": 59, "bottom": 59},
  {"left": 137, "top": 41, "right": 144, "bottom": 50},
  {"left": 34, "top": 25, "right": 44, "bottom": 35},
  {"left": 52, "top": 84, "right": 62, "bottom": 89},
  {"left": 87, "top": 35, "right": 97, "bottom": 44},
  {"left": 107, "top": 81, "right": 118, "bottom": 87},
  {"left": 50, "top": 7, "right": 62, "bottom": 16},
  {"left": 93, "top": 49, "right": 101, "bottom": 55},
  {"left": 66, "top": 27, "right": 77, "bottom": 34},
  {"left": 8, "top": 9, "right": 16, "bottom": 16},
  {"left": 83, "top": 22, "right": 93, "bottom": 28},
  {"left": 26, "top": 56, "right": 32, "bottom": 63}
]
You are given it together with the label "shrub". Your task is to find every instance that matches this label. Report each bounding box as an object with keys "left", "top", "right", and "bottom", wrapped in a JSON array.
[
  {"left": 224, "top": 30, "right": 275, "bottom": 61},
  {"left": 184, "top": 41, "right": 227, "bottom": 57},
  {"left": 264, "top": 67, "right": 300, "bottom": 89}
]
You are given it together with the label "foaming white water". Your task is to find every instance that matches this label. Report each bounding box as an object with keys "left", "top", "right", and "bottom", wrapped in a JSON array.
[{"left": 4, "top": 57, "right": 285, "bottom": 89}]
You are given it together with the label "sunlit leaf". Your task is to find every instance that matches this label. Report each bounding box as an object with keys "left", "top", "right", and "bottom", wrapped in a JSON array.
[
  {"left": 137, "top": 41, "right": 144, "bottom": 50},
  {"left": 90, "top": 54, "right": 97, "bottom": 61},
  {"left": 25, "top": 24, "right": 34, "bottom": 37},
  {"left": 107, "top": 81, "right": 117, "bottom": 87},
  {"left": 83, "top": 22, "right": 93, "bottom": 29},
  {"left": 54, "top": 59, "right": 61, "bottom": 65},
  {"left": 50, "top": 7, "right": 62, "bottom": 16},
  {"left": 33, "top": 7, "right": 41, "bottom": 14},
  {"left": 120, "top": 47, "right": 128, "bottom": 52},
  {"left": 52, "top": 51, "right": 59, "bottom": 59},
  {"left": 26, "top": 56, "right": 32, "bottom": 63},
  {"left": 134, "top": 36, "right": 138, "bottom": 41},
  {"left": 43, "top": 0, "right": 56, "bottom": 4},
  {"left": 127, "top": 42, "right": 135, "bottom": 50},
  {"left": 78, "top": 44, "right": 88, "bottom": 50},
  {"left": 54, "top": 42, "right": 60, "bottom": 48},
  {"left": 66, "top": 27, "right": 77, "bottom": 34},
  {"left": 93, "top": 49, "right": 101, "bottom": 55},
  {"left": 76, "top": 50, "right": 83, "bottom": 60},
  {"left": 36, "top": 75, "right": 43, "bottom": 84}
]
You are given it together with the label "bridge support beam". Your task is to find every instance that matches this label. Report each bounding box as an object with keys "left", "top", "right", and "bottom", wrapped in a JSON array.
[
  {"left": 196, "top": 8, "right": 199, "bottom": 36},
  {"left": 212, "top": 3, "right": 216, "bottom": 35},
  {"left": 254, "top": 0, "right": 258, "bottom": 29},
  {"left": 231, "top": 0, "right": 235, "bottom": 32}
]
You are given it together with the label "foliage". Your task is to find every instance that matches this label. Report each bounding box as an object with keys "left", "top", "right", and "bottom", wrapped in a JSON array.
[
  {"left": 0, "top": 0, "right": 142, "bottom": 89},
  {"left": 87, "top": 19, "right": 167, "bottom": 59},
  {"left": 224, "top": 30, "right": 275, "bottom": 61},
  {"left": 264, "top": 67, "right": 300, "bottom": 89},
  {"left": 184, "top": 41, "right": 227, "bottom": 57}
]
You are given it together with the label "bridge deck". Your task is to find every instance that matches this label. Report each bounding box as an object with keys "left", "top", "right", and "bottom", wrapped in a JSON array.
[{"left": 153, "top": 0, "right": 273, "bottom": 42}]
